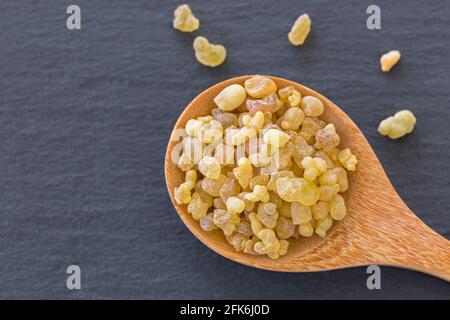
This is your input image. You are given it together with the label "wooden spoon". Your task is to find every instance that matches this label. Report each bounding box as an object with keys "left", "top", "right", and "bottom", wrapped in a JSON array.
[{"left": 165, "top": 75, "right": 450, "bottom": 281}]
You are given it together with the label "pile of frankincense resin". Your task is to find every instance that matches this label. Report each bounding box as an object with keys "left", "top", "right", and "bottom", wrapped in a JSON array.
[{"left": 173, "top": 76, "right": 358, "bottom": 259}]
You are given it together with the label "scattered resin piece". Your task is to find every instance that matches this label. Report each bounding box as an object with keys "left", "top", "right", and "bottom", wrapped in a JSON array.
[
  {"left": 173, "top": 4, "right": 200, "bottom": 32},
  {"left": 288, "top": 13, "right": 311, "bottom": 46},
  {"left": 380, "top": 50, "right": 401, "bottom": 72},
  {"left": 378, "top": 110, "right": 416, "bottom": 139},
  {"left": 193, "top": 36, "right": 227, "bottom": 67}
]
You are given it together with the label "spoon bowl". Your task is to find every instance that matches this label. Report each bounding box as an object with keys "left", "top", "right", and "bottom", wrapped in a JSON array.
[{"left": 165, "top": 75, "right": 450, "bottom": 281}]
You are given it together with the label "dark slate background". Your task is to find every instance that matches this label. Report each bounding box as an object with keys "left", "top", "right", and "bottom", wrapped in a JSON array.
[{"left": 0, "top": 0, "right": 449, "bottom": 299}]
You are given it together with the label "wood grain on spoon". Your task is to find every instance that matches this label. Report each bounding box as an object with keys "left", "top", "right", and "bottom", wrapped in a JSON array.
[{"left": 165, "top": 75, "right": 450, "bottom": 281}]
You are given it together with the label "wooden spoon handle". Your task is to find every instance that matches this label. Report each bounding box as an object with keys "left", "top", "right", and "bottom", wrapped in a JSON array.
[
  {"left": 367, "top": 213, "right": 450, "bottom": 281},
  {"left": 347, "top": 183, "right": 450, "bottom": 281},
  {"left": 388, "top": 219, "right": 450, "bottom": 281}
]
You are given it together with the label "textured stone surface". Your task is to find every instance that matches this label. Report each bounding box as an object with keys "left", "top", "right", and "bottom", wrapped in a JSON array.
[{"left": 0, "top": 0, "right": 449, "bottom": 299}]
